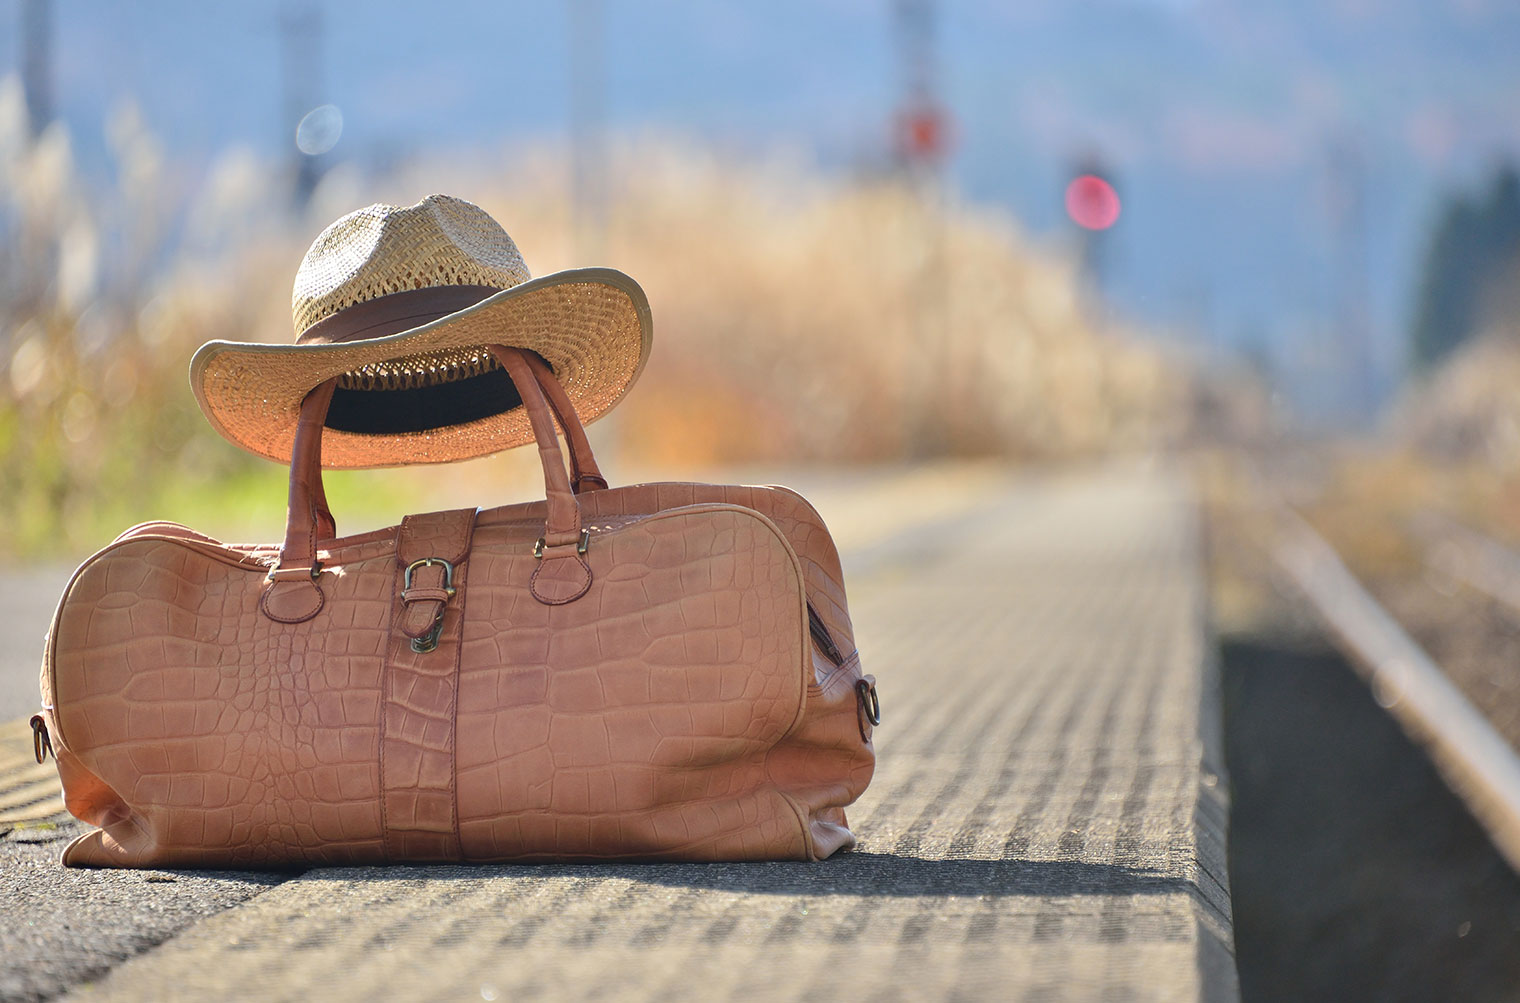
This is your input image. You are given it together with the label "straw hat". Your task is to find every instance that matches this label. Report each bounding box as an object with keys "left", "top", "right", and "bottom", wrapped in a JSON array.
[{"left": 190, "top": 194, "right": 652, "bottom": 468}]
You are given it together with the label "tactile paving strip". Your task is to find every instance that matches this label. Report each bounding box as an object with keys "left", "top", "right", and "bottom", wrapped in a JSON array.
[{"left": 58, "top": 465, "right": 1234, "bottom": 1001}]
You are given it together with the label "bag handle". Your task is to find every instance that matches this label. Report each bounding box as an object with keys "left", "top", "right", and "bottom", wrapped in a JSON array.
[
  {"left": 488, "top": 344, "right": 584, "bottom": 548},
  {"left": 301, "top": 354, "right": 605, "bottom": 543},
  {"left": 264, "top": 346, "right": 593, "bottom": 615},
  {"left": 522, "top": 351, "right": 607, "bottom": 494}
]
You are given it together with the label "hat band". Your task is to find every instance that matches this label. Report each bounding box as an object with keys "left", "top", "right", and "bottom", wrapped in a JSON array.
[{"left": 295, "top": 284, "right": 504, "bottom": 345}]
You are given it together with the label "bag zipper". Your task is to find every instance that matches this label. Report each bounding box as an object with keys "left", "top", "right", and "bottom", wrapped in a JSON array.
[{"left": 807, "top": 599, "right": 844, "bottom": 666}]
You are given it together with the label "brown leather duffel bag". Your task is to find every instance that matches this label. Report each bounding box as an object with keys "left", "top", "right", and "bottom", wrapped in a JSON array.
[{"left": 33, "top": 346, "right": 877, "bottom": 868}]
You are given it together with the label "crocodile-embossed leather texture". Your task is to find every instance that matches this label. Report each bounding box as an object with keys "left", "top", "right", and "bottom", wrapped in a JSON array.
[{"left": 42, "top": 485, "right": 874, "bottom": 868}]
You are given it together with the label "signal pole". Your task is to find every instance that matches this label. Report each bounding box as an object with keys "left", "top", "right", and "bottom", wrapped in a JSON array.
[
  {"left": 892, "top": 0, "right": 951, "bottom": 454},
  {"left": 569, "top": 0, "right": 608, "bottom": 262},
  {"left": 892, "top": 0, "right": 948, "bottom": 184},
  {"left": 1069, "top": 159, "right": 1117, "bottom": 277},
  {"left": 279, "top": 3, "right": 324, "bottom": 206},
  {"left": 1064, "top": 154, "right": 1121, "bottom": 319}
]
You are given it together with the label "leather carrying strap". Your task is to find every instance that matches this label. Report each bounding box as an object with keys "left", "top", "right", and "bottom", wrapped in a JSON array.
[
  {"left": 487, "top": 346, "right": 583, "bottom": 549},
  {"left": 490, "top": 348, "right": 595, "bottom": 606},
  {"left": 264, "top": 345, "right": 594, "bottom": 620},
  {"left": 521, "top": 351, "right": 606, "bottom": 493},
  {"left": 304, "top": 354, "right": 603, "bottom": 542},
  {"left": 396, "top": 508, "right": 476, "bottom": 642},
  {"left": 260, "top": 379, "right": 338, "bottom": 624}
]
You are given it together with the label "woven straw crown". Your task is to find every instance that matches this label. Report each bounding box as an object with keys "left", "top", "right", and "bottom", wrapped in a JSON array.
[
  {"left": 189, "top": 194, "right": 652, "bottom": 469},
  {"left": 292, "top": 195, "right": 532, "bottom": 334}
]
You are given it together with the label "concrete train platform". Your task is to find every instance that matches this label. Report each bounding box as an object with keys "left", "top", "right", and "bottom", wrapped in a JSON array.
[{"left": 0, "top": 463, "right": 1234, "bottom": 1001}]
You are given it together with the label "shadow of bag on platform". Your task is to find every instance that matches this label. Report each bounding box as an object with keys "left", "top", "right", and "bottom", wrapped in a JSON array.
[{"left": 33, "top": 345, "right": 877, "bottom": 868}]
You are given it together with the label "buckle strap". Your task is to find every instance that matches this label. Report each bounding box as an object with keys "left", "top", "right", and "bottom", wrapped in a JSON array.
[
  {"left": 380, "top": 508, "right": 477, "bottom": 863},
  {"left": 400, "top": 559, "right": 458, "bottom": 649},
  {"left": 395, "top": 511, "right": 476, "bottom": 651}
]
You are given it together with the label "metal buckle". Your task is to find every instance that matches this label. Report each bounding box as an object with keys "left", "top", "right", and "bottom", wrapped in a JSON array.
[
  {"left": 412, "top": 623, "right": 446, "bottom": 654},
  {"left": 533, "top": 530, "right": 590, "bottom": 559},
  {"left": 404, "top": 557, "right": 457, "bottom": 595},
  {"left": 404, "top": 558, "right": 456, "bottom": 653}
]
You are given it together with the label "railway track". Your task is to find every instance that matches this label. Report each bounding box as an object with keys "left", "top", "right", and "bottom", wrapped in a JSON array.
[
  {"left": 1272, "top": 505, "right": 1520, "bottom": 873},
  {"left": 1412, "top": 510, "right": 1520, "bottom": 617}
]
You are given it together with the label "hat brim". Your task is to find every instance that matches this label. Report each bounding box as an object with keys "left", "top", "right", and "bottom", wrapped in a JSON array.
[{"left": 190, "top": 268, "right": 651, "bottom": 469}]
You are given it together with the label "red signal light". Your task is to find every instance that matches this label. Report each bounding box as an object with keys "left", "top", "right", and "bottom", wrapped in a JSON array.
[
  {"left": 1065, "top": 174, "right": 1121, "bottom": 230},
  {"left": 894, "top": 105, "right": 951, "bottom": 162}
]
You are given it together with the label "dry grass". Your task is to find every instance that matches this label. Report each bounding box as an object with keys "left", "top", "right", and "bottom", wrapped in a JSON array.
[
  {"left": 449, "top": 142, "right": 1187, "bottom": 464},
  {"left": 0, "top": 83, "right": 1185, "bottom": 558},
  {"left": 1398, "top": 329, "right": 1520, "bottom": 472}
]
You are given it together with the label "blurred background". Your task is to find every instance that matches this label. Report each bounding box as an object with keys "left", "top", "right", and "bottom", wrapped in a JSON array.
[
  {"left": 1, "top": 0, "right": 1512, "bottom": 556},
  {"left": 1, "top": 0, "right": 1518, "bottom": 554},
  {"left": 6, "top": 2, "right": 1520, "bottom": 993}
]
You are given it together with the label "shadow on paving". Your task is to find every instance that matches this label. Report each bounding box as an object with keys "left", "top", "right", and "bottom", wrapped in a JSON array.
[
  {"left": 2, "top": 844, "right": 1189, "bottom": 1003},
  {"left": 300, "top": 853, "right": 1187, "bottom": 898},
  {"left": 1222, "top": 638, "right": 1520, "bottom": 1002},
  {"left": 0, "top": 838, "right": 288, "bottom": 1003}
]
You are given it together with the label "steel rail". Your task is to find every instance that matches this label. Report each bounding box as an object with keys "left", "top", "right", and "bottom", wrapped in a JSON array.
[
  {"left": 1275, "top": 508, "right": 1520, "bottom": 873},
  {"left": 1411, "top": 510, "right": 1520, "bottom": 616}
]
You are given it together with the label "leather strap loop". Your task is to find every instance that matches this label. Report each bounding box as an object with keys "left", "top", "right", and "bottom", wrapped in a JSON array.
[
  {"left": 400, "top": 568, "right": 453, "bottom": 640},
  {"left": 402, "top": 586, "right": 454, "bottom": 604}
]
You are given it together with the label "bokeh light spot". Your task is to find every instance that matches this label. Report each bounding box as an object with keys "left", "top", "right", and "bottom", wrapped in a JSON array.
[
  {"left": 296, "top": 105, "right": 343, "bottom": 156},
  {"left": 1065, "top": 174, "right": 1121, "bottom": 230}
]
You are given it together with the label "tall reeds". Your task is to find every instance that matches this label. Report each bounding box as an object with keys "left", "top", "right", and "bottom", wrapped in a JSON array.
[{"left": 0, "top": 84, "right": 1184, "bottom": 557}]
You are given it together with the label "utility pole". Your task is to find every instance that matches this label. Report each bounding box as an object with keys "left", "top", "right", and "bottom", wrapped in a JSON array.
[
  {"left": 279, "top": 3, "right": 324, "bottom": 206},
  {"left": 1326, "top": 135, "right": 1375, "bottom": 425},
  {"left": 569, "top": 0, "right": 608, "bottom": 262},
  {"left": 892, "top": 0, "right": 947, "bottom": 184},
  {"left": 1064, "top": 154, "right": 1121, "bottom": 295},
  {"left": 20, "top": 0, "right": 52, "bottom": 138},
  {"left": 891, "top": 0, "right": 951, "bottom": 454}
]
